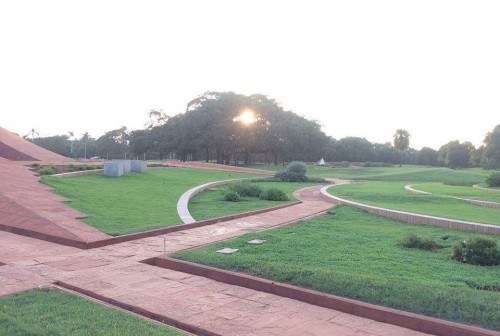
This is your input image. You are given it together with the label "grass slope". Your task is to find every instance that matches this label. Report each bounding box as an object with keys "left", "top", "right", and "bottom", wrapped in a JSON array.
[
  {"left": 245, "top": 164, "right": 488, "bottom": 184},
  {"left": 412, "top": 183, "right": 500, "bottom": 203},
  {"left": 173, "top": 206, "right": 500, "bottom": 330},
  {"left": 188, "top": 181, "right": 320, "bottom": 221},
  {"left": 0, "top": 289, "right": 183, "bottom": 336},
  {"left": 42, "top": 168, "right": 257, "bottom": 235},
  {"left": 327, "top": 182, "right": 500, "bottom": 225}
]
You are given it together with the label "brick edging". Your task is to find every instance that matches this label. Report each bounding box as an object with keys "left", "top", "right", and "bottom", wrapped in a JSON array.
[
  {"left": 320, "top": 186, "right": 500, "bottom": 235},
  {"left": 55, "top": 281, "right": 221, "bottom": 336},
  {"left": 144, "top": 257, "right": 500, "bottom": 336}
]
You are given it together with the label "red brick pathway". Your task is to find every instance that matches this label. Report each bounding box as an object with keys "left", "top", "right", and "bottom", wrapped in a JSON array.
[
  {"left": 0, "top": 181, "right": 432, "bottom": 335},
  {"left": 0, "top": 142, "right": 433, "bottom": 335}
]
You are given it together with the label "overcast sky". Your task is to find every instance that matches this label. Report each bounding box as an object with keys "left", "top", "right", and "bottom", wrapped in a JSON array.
[{"left": 1, "top": 0, "right": 499, "bottom": 149}]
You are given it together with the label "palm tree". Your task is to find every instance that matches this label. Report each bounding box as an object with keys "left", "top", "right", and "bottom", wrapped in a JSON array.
[{"left": 393, "top": 129, "right": 410, "bottom": 167}]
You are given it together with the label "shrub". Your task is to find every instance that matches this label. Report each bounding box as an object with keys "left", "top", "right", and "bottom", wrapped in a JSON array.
[
  {"left": 37, "top": 165, "right": 57, "bottom": 175},
  {"left": 399, "top": 233, "right": 442, "bottom": 251},
  {"left": 451, "top": 237, "right": 500, "bottom": 266},
  {"left": 363, "top": 161, "right": 394, "bottom": 168},
  {"left": 260, "top": 188, "right": 289, "bottom": 201},
  {"left": 228, "top": 182, "right": 263, "bottom": 197},
  {"left": 275, "top": 161, "right": 308, "bottom": 182},
  {"left": 223, "top": 191, "right": 241, "bottom": 202},
  {"left": 67, "top": 164, "right": 102, "bottom": 172},
  {"left": 486, "top": 172, "right": 500, "bottom": 187},
  {"left": 332, "top": 161, "right": 349, "bottom": 168}
]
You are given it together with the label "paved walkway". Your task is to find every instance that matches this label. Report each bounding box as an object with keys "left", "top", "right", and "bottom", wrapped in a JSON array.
[{"left": 0, "top": 159, "right": 432, "bottom": 335}]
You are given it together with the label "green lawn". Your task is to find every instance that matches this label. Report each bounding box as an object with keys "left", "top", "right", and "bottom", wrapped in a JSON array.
[
  {"left": 244, "top": 164, "right": 340, "bottom": 178},
  {"left": 245, "top": 164, "right": 489, "bottom": 184},
  {"left": 412, "top": 183, "right": 500, "bottom": 203},
  {"left": 173, "top": 206, "right": 500, "bottom": 330},
  {"left": 0, "top": 289, "right": 184, "bottom": 336},
  {"left": 42, "top": 168, "right": 257, "bottom": 235},
  {"left": 188, "top": 181, "right": 320, "bottom": 221},
  {"left": 327, "top": 182, "right": 500, "bottom": 225}
]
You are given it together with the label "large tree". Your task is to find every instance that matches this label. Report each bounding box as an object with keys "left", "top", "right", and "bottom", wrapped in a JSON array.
[
  {"left": 417, "top": 147, "right": 439, "bottom": 166},
  {"left": 483, "top": 124, "right": 500, "bottom": 169},
  {"left": 438, "top": 140, "right": 475, "bottom": 168}
]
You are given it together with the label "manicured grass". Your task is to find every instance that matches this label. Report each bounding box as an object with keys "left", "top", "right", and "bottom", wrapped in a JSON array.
[
  {"left": 327, "top": 182, "right": 500, "bottom": 225},
  {"left": 189, "top": 181, "right": 320, "bottom": 221},
  {"left": 42, "top": 168, "right": 257, "bottom": 235},
  {"left": 173, "top": 206, "right": 500, "bottom": 330},
  {"left": 412, "top": 183, "right": 500, "bottom": 203},
  {"left": 244, "top": 164, "right": 339, "bottom": 178},
  {"left": 0, "top": 289, "right": 184, "bottom": 335},
  {"left": 246, "top": 164, "right": 489, "bottom": 184},
  {"left": 327, "top": 166, "right": 488, "bottom": 185}
]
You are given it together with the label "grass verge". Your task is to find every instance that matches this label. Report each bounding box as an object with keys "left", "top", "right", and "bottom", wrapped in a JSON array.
[
  {"left": 0, "top": 289, "right": 184, "bottom": 335},
  {"left": 245, "top": 164, "right": 488, "bottom": 184},
  {"left": 173, "top": 206, "right": 500, "bottom": 330}
]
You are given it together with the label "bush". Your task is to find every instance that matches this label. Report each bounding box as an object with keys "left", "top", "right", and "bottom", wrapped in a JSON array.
[
  {"left": 399, "top": 233, "right": 442, "bottom": 251},
  {"left": 223, "top": 191, "right": 241, "bottom": 202},
  {"left": 260, "top": 188, "right": 289, "bottom": 201},
  {"left": 485, "top": 172, "right": 500, "bottom": 187},
  {"left": 363, "top": 161, "right": 394, "bottom": 168},
  {"left": 68, "top": 164, "right": 103, "bottom": 172},
  {"left": 451, "top": 237, "right": 500, "bottom": 266},
  {"left": 228, "top": 182, "right": 263, "bottom": 197},
  {"left": 331, "top": 161, "right": 349, "bottom": 168},
  {"left": 275, "top": 161, "right": 308, "bottom": 182},
  {"left": 37, "top": 165, "right": 57, "bottom": 175}
]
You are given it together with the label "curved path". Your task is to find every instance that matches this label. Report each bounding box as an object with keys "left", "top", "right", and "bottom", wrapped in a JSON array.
[
  {"left": 177, "top": 178, "right": 256, "bottom": 224},
  {"left": 0, "top": 183, "right": 431, "bottom": 336},
  {"left": 405, "top": 184, "right": 500, "bottom": 208},
  {"left": 322, "top": 183, "right": 500, "bottom": 235},
  {"left": 474, "top": 184, "right": 500, "bottom": 192},
  {"left": 0, "top": 161, "right": 442, "bottom": 335}
]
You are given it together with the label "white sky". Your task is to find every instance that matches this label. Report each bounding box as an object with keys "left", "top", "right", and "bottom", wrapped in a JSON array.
[{"left": 1, "top": 0, "right": 499, "bottom": 149}]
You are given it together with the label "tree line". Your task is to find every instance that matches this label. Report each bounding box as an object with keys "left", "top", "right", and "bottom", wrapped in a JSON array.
[{"left": 28, "top": 91, "right": 500, "bottom": 169}]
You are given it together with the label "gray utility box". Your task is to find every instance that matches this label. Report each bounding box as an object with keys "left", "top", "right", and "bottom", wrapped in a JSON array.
[
  {"left": 112, "top": 160, "right": 131, "bottom": 173},
  {"left": 131, "top": 160, "right": 147, "bottom": 172},
  {"left": 104, "top": 162, "right": 125, "bottom": 177}
]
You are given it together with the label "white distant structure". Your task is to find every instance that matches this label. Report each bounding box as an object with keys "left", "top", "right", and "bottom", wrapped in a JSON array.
[{"left": 317, "top": 158, "right": 326, "bottom": 165}]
